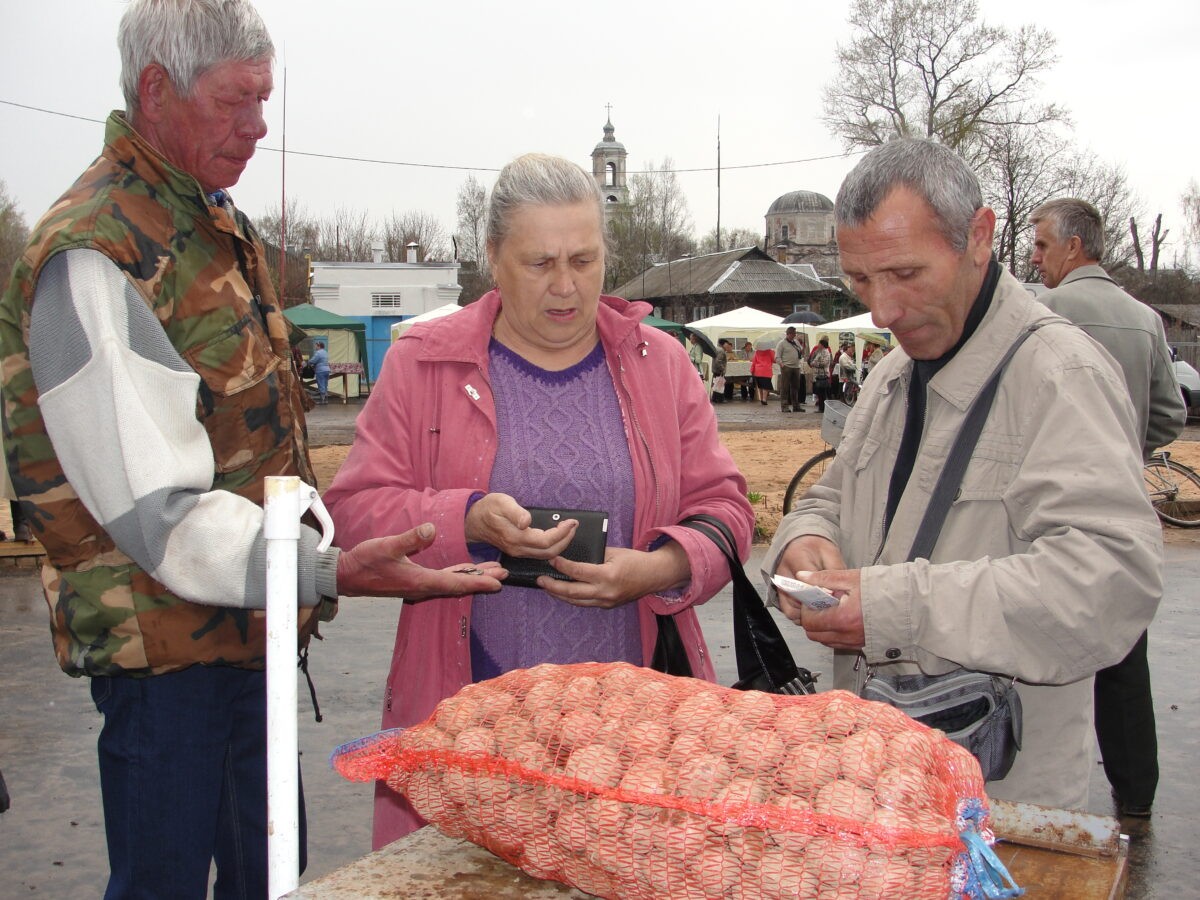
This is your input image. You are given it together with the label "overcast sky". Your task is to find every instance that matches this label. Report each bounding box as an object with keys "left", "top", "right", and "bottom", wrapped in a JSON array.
[{"left": 2, "top": 0, "right": 1196, "bottom": 262}]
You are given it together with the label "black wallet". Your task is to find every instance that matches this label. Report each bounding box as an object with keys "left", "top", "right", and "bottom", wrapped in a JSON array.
[{"left": 499, "top": 508, "right": 609, "bottom": 589}]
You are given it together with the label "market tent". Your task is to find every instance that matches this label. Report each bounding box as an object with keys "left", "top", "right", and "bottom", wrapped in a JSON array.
[
  {"left": 641, "top": 313, "right": 688, "bottom": 337},
  {"left": 284, "top": 303, "right": 368, "bottom": 398},
  {"left": 685, "top": 307, "right": 789, "bottom": 384},
  {"left": 808, "top": 311, "right": 893, "bottom": 375},
  {"left": 389, "top": 302, "right": 465, "bottom": 342},
  {"left": 685, "top": 306, "right": 789, "bottom": 349}
]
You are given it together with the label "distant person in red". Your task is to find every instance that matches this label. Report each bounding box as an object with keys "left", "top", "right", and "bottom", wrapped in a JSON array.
[{"left": 749, "top": 340, "right": 776, "bottom": 405}]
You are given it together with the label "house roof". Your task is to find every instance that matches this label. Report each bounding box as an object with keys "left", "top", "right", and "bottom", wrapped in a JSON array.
[
  {"left": 1151, "top": 304, "right": 1200, "bottom": 329},
  {"left": 613, "top": 246, "right": 839, "bottom": 301}
]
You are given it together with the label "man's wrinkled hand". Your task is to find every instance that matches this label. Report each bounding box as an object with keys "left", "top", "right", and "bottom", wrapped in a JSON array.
[
  {"left": 780, "top": 567, "right": 865, "bottom": 651},
  {"left": 336, "top": 523, "right": 505, "bottom": 600}
]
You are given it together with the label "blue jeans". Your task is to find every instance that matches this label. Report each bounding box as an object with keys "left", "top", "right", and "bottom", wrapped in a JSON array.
[
  {"left": 315, "top": 369, "right": 330, "bottom": 400},
  {"left": 91, "top": 666, "right": 307, "bottom": 899}
]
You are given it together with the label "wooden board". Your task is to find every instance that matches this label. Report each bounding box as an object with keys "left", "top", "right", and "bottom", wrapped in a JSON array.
[{"left": 287, "top": 825, "right": 1127, "bottom": 900}]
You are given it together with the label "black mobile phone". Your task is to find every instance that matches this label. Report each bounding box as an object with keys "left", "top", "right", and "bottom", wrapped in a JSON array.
[{"left": 498, "top": 508, "right": 609, "bottom": 588}]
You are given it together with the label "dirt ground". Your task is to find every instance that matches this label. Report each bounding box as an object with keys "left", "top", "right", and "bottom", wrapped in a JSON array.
[{"left": 309, "top": 432, "right": 1200, "bottom": 546}]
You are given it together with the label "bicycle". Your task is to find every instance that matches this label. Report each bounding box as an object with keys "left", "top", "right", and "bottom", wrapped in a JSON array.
[
  {"left": 1143, "top": 450, "right": 1200, "bottom": 527},
  {"left": 782, "top": 400, "right": 850, "bottom": 515},
  {"left": 783, "top": 410, "right": 1200, "bottom": 528}
]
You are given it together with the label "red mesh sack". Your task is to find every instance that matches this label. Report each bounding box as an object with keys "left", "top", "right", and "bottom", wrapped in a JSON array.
[{"left": 334, "top": 662, "right": 1008, "bottom": 899}]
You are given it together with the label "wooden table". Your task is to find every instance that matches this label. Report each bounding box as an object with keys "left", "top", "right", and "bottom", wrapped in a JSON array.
[{"left": 286, "top": 802, "right": 1128, "bottom": 900}]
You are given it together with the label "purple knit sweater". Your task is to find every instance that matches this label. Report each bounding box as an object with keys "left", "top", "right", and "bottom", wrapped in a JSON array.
[{"left": 470, "top": 340, "right": 640, "bottom": 680}]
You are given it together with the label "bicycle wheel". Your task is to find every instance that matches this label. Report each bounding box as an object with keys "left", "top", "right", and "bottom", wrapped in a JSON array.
[
  {"left": 1143, "top": 456, "right": 1200, "bottom": 527},
  {"left": 782, "top": 448, "right": 837, "bottom": 515}
]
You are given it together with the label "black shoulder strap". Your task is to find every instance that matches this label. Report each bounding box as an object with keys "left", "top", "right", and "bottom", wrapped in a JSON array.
[{"left": 907, "top": 321, "right": 1049, "bottom": 562}]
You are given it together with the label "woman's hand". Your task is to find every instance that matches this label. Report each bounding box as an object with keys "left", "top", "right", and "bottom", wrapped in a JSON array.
[
  {"left": 541, "top": 543, "right": 690, "bottom": 609},
  {"left": 464, "top": 492, "right": 577, "bottom": 558}
]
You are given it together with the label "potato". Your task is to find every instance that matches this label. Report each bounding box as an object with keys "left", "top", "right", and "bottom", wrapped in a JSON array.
[
  {"left": 873, "top": 764, "right": 927, "bottom": 812},
  {"left": 882, "top": 728, "right": 937, "bottom": 771},
  {"left": 813, "top": 778, "right": 876, "bottom": 821},
  {"left": 672, "top": 691, "right": 726, "bottom": 735},
  {"left": 676, "top": 753, "right": 734, "bottom": 799},
  {"left": 727, "top": 690, "right": 777, "bottom": 729},
  {"left": 714, "top": 774, "right": 770, "bottom": 807},
  {"left": 696, "top": 839, "right": 740, "bottom": 899},
  {"left": 630, "top": 679, "right": 676, "bottom": 722},
  {"left": 618, "top": 720, "right": 673, "bottom": 763},
  {"left": 807, "top": 834, "right": 869, "bottom": 886},
  {"left": 838, "top": 729, "right": 888, "bottom": 788},
  {"left": 774, "top": 704, "right": 820, "bottom": 745},
  {"left": 704, "top": 713, "right": 747, "bottom": 757},
  {"left": 434, "top": 696, "right": 479, "bottom": 736},
  {"left": 776, "top": 739, "right": 840, "bottom": 798},
  {"left": 619, "top": 757, "right": 673, "bottom": 796},
  {"left": 556, "top": 710, "right": 605, "bottom": 754},
  {"left": 667, "top": 730, "right": 710, "bottom": 768},
  {"left": 758, "top": 846, "right": 821, "bottom": 898},
  {"left": 555, "top": 801, "right": 591, "bottom": 855},
  {"left": 563, "top": 744, "right": 624, "bottom": 788},
  {"left": 491, "top": 713, "right": 536, "bottom": 756},
  {"left": 510, "top": 739, "right": 553, "bottom": 772},
  {"left": 858, "top": 852, "right": 915, "bottom": 899},
  {"left": 453, "top": 726, "right": 495, "bottom": 755},
  {"left": 819, "top": 691, "right": 861, "bottom": 738},
  {"left": 737, "top": 729, "right": 787, "bottom": 775},
  {"left": 561, "top": 674, "right": 602, "bottom": 709}
]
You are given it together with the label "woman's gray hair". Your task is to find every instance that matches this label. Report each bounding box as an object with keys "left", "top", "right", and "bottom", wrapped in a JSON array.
[
  {"left": 118, "top": 0, "right": 275, "bottom": 114},
  {"left": 486, "top": 153, "right": 606, "bottom": 250},
  {"left": 1030, "top": 198, "right": 1105, "bottom": 261},
  {"left": 835, "top": 139, "right": 982, "bottom": 253}
]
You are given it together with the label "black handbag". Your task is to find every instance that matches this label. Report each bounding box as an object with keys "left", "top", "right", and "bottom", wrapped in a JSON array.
[
  {"left": 652, "top": 514, "right": 816, "bottom": 695},
  {"left": 860, "top": 322, "right": 1050, "bottom": 781}
]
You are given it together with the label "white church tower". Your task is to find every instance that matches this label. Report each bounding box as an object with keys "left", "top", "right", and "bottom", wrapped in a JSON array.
[{"left": 591, "top": 107, "right": 628, "bottom": 222}]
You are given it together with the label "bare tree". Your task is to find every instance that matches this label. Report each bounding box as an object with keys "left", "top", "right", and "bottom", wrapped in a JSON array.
[
  {"left": 252, "top": 197, "right": 320, "bottom": 256},
  {"left": 607, "top": 157, "right": 696, "bottom": 290},
  {"left": 1181, "top": 180, "right": 1200, "bottom": 271},
  {"left": 823, "top": 0, "right": 1062, "bottom": 155},
  {"left": 313, "top": 207, "right": 377, "bottom": 262},
  {"left": 1130, "top": 214, "right": 1169, "bottom": 279},
  {"left": 978, "top": 121, "right": 1063, "bottom": 277},
  {"left": 382, "top": 211, "right": 450, "bottom": 262},
  {"left": 0, "top": 180, "right": 30, "bottom": 290},
  {"left": 697, "top": 226, "right": 762, "bottom": 255},
  {"left": 1055, "top": 151, "right": 1141, "bottom": 272},
  {"left": 455, "top": 174, "right": 489, "bottom": 274}
]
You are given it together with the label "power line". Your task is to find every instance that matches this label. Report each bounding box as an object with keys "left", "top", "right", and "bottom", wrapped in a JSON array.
[{"left": 1, "top": 97, "right": 865, "bottom": 175}]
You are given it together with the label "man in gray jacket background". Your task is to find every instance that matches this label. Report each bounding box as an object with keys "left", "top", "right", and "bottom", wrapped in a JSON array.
[
  {"left": 1032, "top": 197, "right": 1185, "bottom": 818},
  {"left": 766, "top": 139, "right": 1162, "bottom": 812}
]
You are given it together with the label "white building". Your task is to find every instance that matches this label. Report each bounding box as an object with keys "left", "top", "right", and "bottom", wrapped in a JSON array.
[{"left": 309, "top": 245, "right": 461, "bottom": 379}]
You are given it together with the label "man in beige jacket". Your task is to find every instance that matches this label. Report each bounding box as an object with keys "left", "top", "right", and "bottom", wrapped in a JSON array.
[
  {"left": 1032, "top": 198, "right": 1184, "bottom": 818},
  {"left": 765, "top": 140, "right": 1162, "bottom": 812}
]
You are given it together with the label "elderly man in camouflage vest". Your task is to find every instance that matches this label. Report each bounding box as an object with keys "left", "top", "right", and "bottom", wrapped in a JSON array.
[{"left": 0, "top": 2, "right": 501, "bottom": 896}]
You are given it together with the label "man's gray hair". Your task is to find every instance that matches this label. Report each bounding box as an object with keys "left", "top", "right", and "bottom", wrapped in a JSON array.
[
  {"left": 118, "top": 0, "right": 274, "bottom": 114},
  {"left": 486, "top": 154, "right": 605, "bottom": 250},
  {"left": 835, "top": 139, "right": 982, "bottom": 253},
  {"left": 1030, "top": 198, "right": 1105, "bottom": 261}
]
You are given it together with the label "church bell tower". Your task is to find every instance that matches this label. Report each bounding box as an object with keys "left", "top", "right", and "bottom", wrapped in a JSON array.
[{"left": 591, "top": 106, "right": 628, "bottom": 222}]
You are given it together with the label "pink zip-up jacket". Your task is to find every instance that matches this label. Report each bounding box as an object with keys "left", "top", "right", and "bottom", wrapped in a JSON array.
[{"left": 323, "top": 290, "right": 753, "bottom": 847}]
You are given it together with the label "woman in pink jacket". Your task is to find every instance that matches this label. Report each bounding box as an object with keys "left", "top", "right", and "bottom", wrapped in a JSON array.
[{"left": 323, "top": 154, "right": 754, "bottom": 848}]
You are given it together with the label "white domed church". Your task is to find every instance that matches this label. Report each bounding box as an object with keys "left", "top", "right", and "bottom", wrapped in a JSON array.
[{"left": 764, "top": 189, "right": 841, "bottom": 276}]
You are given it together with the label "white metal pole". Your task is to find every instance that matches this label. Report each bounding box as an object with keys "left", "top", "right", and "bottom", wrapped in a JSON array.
[
  {"left": 263, "top": 476, "right": 335, "bottom": 900},
  {"left": 264, "top": 476, "right": 303, "bottom": 900}
]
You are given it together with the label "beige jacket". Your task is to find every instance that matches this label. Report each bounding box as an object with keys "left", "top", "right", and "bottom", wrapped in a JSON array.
[
  {"left": 1041, "top": 264, "right": 1185, "bottom": 458},
  {"left": 766, "top": 269, "right": 1163, "bottom": 810}
]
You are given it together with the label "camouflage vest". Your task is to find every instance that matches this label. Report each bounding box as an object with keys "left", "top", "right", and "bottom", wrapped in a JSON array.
[{"left": 0, "top": 112, "right": 323, "bottom": 677}]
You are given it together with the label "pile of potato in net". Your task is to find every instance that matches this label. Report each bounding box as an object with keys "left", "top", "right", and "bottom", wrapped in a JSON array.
[{"left": 334, "top": 661, "right": 995, "bottom": 899}]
